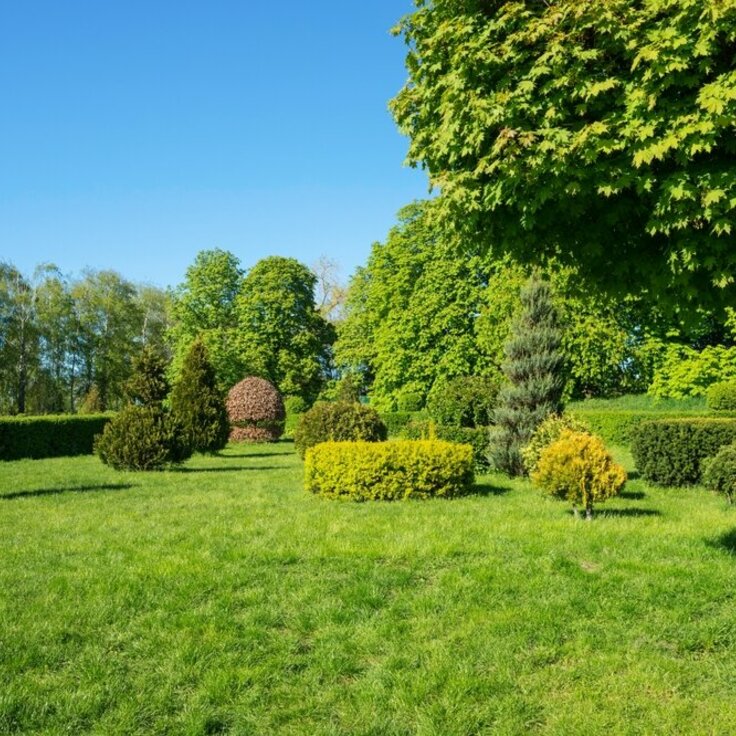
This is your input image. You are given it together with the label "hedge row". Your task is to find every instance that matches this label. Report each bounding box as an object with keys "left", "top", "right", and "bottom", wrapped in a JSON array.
[
  {"left": 401, "top": 420, "right": 490, "bottom": 471},
  {"left": 570, "top": 409, "right": 715, "bottom": 445},
  {"left": 0, "top": 415, "right": 112, "bottom": 461},
  {"left": 304, "top": 440, "right": 474, "bottom": 500},
  {"left": 631, "top": 418, "right": 736, "bottom": 486}
]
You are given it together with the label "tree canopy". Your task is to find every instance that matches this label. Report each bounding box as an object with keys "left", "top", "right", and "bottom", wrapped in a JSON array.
[{"left": 392, "top": 0, "right": 736, "bottom": 312}]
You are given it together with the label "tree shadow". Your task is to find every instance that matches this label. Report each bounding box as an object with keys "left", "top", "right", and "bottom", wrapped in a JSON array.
[
  {"left": 470, "top": 482, "right": 511, "bottom": 497},
  {"left": 706, "top": 528, "right": 736, "bottom": 555},
  {"left": 619, "top": 490, "right": 646, "bottom": 500},
  {"left": 596, "top": 508, "right": 661, "bottom": 518},
  {"left": 1, "top": 483, "right": 135, "bottom": 501},
  {"left": 171, "top": 465, "right": 282, "bottom": 474}
]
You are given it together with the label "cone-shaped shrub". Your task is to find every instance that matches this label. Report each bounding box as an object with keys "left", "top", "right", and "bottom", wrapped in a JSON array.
[
  {"left": 95, "top": 348, "right": 191, "bottom": 470},
  {"left": 489, "top": 275, "right": 566, "bottom": 476},
  {"left": 227, "top": 376, "right": 285, "bottom": 442},
  {"left": 170, "top": 339, "right": 229, "bottom": 453}
]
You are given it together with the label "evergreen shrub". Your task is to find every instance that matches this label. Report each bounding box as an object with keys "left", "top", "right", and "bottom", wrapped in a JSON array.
[
  {"left": 380, "top": 411, "right": 422, "bottom": 437},
  {"left": 304, "top": 439, "right": 474, "bottom": 500},
  {"left": 402, "top": 420, "right": 490, "bottom": 471},
  {"left": 532, "top": 430, "right": 626, "bottom": 519},
  {"left": 522, "top": 413, "right": 591, "bottom": 475},
  {"left": 426, "top": 375, "right": 500, "bottom": 428},
  {"left": 631, "top": 418, "right": 736, "bottom": 486},
  {"left": 0, "top": 415, "right": 111, "bottom": 461},
  {"left": 294, "top": 401, "right": 387, "bottom": 457},
  {"left": 227, "top": 376, "right": 286, "bottom": 442},
  {"left": 702, "top": 444, "right": 736, "bottom": 504},
  {"left": 396, "top": 391, "right": 424, "bottom": 412},
  {"left": 707, "top": 382, "right": 736, "bottom": 412},
  {"left": 170, "top": 339, "right": 229, "bottom": 454}
]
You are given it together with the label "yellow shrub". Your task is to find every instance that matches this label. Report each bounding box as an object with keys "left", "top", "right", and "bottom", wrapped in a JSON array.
[
  {"left": 304, "top": 440, "right": 474, "bottom": 501},
  {"left": 531, "top": 430, "right": 626, "bottom": 518}
]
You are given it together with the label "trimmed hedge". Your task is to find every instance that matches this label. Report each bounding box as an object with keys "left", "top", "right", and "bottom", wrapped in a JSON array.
[
  {"left": 401, "top": 420, "right": 490, "bottom": 471},
  {"left": 380, "top": 411, "right": 426, "bottom": 437},
  {"left": 304, "top": 440, "right": 474, "bottom": 500},
  {"left": 570, "top": 409, "right": 709, "bottom": 445},
  {"left": 0, "top": 415, "right": 111, "bottom": 461},
  {"left": 631, "top": 418, "right": 736, "bottom": 486}
]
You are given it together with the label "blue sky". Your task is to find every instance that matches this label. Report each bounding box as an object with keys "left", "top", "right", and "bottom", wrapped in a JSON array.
[{"left": 0, "top": 1, "right": 428, "bottom": 288}]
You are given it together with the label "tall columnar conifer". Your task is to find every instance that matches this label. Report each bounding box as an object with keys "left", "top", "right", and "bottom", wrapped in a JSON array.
[
  {"left": 170, "top": 339, "right": 229, "bottom": 454},
  {"left": 489, "top": 275, "right": 566, "bottom": 476}
]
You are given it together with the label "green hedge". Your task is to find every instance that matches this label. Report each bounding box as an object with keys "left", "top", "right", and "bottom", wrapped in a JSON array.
[
  {"left": 0, "top": 415, "right": 112, "bottom": 461},
  {"left": 304, "top": 440, "right": 474, "bottom": 500},
  {"left": 379, "top": 411, "right": 426, "bottom": 437},
  {"left": 401, "top": 420, "right": 490, "bottom": 471},
  {"left": 570, "top": 409, "right": 711, "bottom": 445},
  {"left": 631, "top": 418, "right": 736, "bottom": 486}
]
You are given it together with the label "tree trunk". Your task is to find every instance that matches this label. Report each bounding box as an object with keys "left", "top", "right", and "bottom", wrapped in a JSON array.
[{"left": 585, "top": 502, "right": 594, "bottom": 521}]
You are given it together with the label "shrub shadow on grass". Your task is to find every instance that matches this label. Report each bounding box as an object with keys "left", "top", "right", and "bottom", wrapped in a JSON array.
[
  {"left": 1, "top": 483, "right": 135, "bottom": 501},
  {"left": 596, "top": 508, "right": 661, "bottom": 518},
  {"left": 171, "top": 465, "right": 282, "bottom": 474},
  {"left": 706, "top": 528, "right": 736, "bottom": 555},
  {"left": 619, "top": 490, "right": 646, "bottom": 500},
  {"left": 470, "top": 482, "right": 511, "bottom": 497},
  {"left": 220, "top": 451, "right": 288, "bottom": 459}
]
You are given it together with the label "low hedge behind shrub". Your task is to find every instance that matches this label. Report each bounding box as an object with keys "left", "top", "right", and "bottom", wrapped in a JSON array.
[
  {"left": 707, "top": 382, "right": 736, "bottom": 412},
  {"left": 570, "top": 409, "right": 708, "bottom": 445},
  {"left": 402, "top": 420, "right": 490, "bottom": 471},
  {"left": 304, "top": 440, "right": 474, "bottom": 500},
  {"left": 631, "top": 418, "right": 736, "bottom": 486},
  {"left": 380, "top": 411, "right": 426, "bottom": 437},
  {"left": 294, "top": 402, "right": 387, "bottom": 457},
  {"left": 0, "top": 415, "right": 111, "bottom": 461}
]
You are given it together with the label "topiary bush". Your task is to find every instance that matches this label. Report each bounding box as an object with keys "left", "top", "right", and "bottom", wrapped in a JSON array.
[
  {"left": 95, "top": 406, "right": 189, "bottom": 471},
  {"left": 631, "top": 418, "right": 736, "bottom": 486},
  {"left": 294, "top": 401, "right": 387, "bottom": 457},
  {"left": 304, "top": 439, "right": 474, "bottom": 500},
  {"left": 426, "top": 375, "right": 500, "bottom": 428},
  {"left": 532, "top": 430, "right": 626, "bottom": 519},
  {"left": 707, "top": 381, "right": 736, "bottom": 412},
  {"left": 226, "top": 376, "right": 286, "bottom": 443},
  {"left": 170, "top": 339, "right": 230, "bottom": 454},
  {"left": 702, "top": 444, "right": 736, "bottom": 504},
  {"left": 522, "top": 413, "right": 591, "bottom": 475},
  {"left": 96, "top": 349, "right": 191, "bottom": 471}
]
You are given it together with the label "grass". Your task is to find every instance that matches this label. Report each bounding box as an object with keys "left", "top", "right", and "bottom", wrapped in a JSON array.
[{"left": 2, "top": 442, "right": 736, "bottom": 735}]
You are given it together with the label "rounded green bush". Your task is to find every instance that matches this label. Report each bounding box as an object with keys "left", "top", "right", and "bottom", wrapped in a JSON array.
[
  {"left": 294, "top": 401, "right": 387, "bottom": 457},
  {"left": 95, "top": 406, "right": 190, "bottom": 471},
  {"left": 521, "top": 412, "right": 591, "bottom": 475},
  {"left": 707, "top": 381, "right": 736, "bottom": 412},
  {"left": 426, "top": 375, "right": 500, "bottom": 428},
  {"left": 702, "top": 443, "right": 736, "bottom": 504}
]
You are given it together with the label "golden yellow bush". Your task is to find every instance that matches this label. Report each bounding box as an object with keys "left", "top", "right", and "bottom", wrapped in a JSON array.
[{"left": 531, "top": 430, "right": 626, "bottom": 519}]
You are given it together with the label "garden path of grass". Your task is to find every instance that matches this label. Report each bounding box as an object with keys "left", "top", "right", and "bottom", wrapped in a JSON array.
[{"left": 1, "top": 442, "right": 736, "bottom": 735}]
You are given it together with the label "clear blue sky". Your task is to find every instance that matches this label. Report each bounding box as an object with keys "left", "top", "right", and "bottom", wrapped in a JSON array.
[{"left": 0, "top": 1, "right": 428, "bottom": 288}]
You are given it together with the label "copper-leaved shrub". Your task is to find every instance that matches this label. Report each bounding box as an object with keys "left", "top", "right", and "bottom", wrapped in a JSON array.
[{"left": 226, "top": 377, "right": 286, "bottom": 443}]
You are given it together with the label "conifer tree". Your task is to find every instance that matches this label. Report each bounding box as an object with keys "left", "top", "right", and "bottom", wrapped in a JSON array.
[
  {"left": 488, "top": 275, "right": 566, "bottom": 476},
  {"left": 170, "top": 339, "right": 229, "bottom": 453},
  {"left": 96, "top": 348, "right": 190, "bottom": 470}
]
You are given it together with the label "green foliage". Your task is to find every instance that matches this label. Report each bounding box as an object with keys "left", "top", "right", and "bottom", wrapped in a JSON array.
[
  {"left": 284, "top": 396, "right": 308, "bottom": 415},
  {"left": 95, "top": 406, "right": 189, "bottom": 471},
  {"left": 649, "top": 345, "right": 736, "bottom": 399},
  {"left": 392, "top": 0, "right": 736, "bottom": 309},
  {"left": 707, "top": 382, "right": 736, "bottom": 412},
  {"left": 489, "top": 275, "right": 566, "bottom": 476},
  {"left": 236, "top": 257, "right": 335, "bottom": 405},
  {"left": 304, "top": 439, "right": 474, "bottom": 501},
  {"left": 293, "top": 402, "right": 387, "bottom": 458},
  {"left": 0, "top": 415, "right": 110, "bottom": 461},
  {"left": 379, "top": 411, "right": 423, "bottom": 438},
  {"left": 170, "top": 340, "right": 229, "bottom": 454},
  {"left": 532, "top": 431, "right": 626, "bottom": 519},
  {"left": 125, "top": 349, "right": 169, "bottom": 407},
  {"left": 226, "top": 376, "right": 286, "bottom": 443},
  {"left": 426, "top": 375, "right": 499, "bottom": 429},
  {"left": 78, "top": 385, "right": 103, "bottom": 415},
  {"left": 402, "top": 420, "right": 490, "bottom": 471},
  {"left": 632, "top": 419, "right": 736, "bottom": 487},
  {"left": 396, "top": 390, "right": 424, "bottom": 412},
  {"left": 702, "top": 444, "right": 736, "bottom": 504},
  {"left": 522, "top": 414, "right": 591, "bottom": 476}
]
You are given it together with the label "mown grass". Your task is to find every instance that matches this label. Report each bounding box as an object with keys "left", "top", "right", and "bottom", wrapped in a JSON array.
[{"left": 2, "top": 442, "right": 736, "bottom": 735}]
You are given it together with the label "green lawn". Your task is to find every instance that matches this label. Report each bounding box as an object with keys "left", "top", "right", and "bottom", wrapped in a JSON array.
[{"left": 2, "top": 443, "right": 736, "bottom": 735}]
